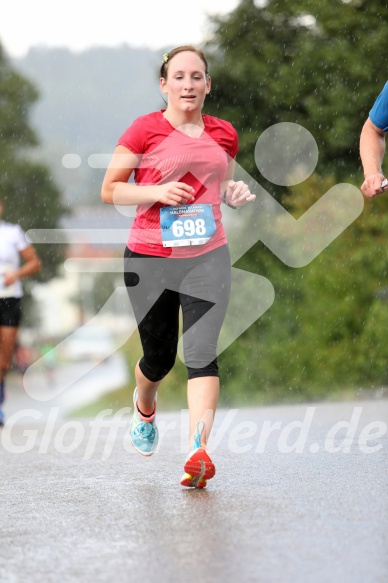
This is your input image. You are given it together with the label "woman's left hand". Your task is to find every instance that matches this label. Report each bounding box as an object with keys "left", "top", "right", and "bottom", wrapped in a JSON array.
[{"left": 224, "top": 180, "right": 256, "bottom": 208}]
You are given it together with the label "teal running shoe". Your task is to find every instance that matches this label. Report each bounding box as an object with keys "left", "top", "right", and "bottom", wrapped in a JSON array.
[{"left": 129, "top": 388, "right": 158, "bottom": 456}]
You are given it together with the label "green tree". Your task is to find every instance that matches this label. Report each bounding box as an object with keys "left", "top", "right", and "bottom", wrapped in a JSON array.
[
  {"left": 202, "top": 0, "right": 388, "bottom": 402},
  {"left": 0, "top": 42, "right": 65, "bottom": 280},
  {"left": 219, "top": 177, "right": 388, "bottom": 404},
  {"left": 205, "top": 0, "right": 388, "bottom": 184}
]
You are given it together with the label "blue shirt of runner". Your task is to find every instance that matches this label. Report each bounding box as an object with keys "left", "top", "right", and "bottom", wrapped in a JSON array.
[{"left": 369, "top": 81, "right": 388, "bottom": 132}]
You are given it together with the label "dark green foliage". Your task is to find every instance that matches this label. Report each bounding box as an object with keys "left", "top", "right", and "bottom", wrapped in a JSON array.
[
  {"left": 205, "top": 0, "right": 388, "bottom": 183},
  {"left": 202, "top": 0, "right": 388, "bottom": 403},
  {"left": 0, "top": 43, "right": 65, "bottom": 280}
]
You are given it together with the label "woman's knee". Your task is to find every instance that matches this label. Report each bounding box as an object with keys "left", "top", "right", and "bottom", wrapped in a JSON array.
[{"left": 139, "top": 351, "right": 177, "bottom": 382}]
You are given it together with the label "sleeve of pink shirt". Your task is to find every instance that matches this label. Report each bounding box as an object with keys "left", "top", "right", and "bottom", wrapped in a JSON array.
[{"left": 117, "top": 117, "right": 147, "bottom": 155}]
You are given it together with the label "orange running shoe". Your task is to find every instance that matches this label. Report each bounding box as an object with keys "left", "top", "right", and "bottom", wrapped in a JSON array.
[{"left": 180, "top": 421, "right": 215, "bottom": 489}]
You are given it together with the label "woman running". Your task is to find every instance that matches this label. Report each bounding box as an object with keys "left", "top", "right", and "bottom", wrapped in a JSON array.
[
  {"left": 101, "top": 45, "right": 255, "bottom": 487},
  {"left": 0, "top": 197, "right": 41, "bottom": 425}
]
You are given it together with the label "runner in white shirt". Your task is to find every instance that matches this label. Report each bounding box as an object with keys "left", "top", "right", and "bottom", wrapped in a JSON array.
[{"left": 0, "top": 198, "right": 41, "bottom": 425}]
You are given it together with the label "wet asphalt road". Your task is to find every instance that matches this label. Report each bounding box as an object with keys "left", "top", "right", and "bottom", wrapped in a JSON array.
[{"left": 1, "top": 375, "right": 387, "bottom": 583}]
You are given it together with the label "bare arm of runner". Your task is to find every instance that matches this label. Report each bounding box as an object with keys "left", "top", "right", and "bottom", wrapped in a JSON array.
[
  {"left": 3, "top": 245, "right": 41, "bottom": 287},
  {"left": 360, "top": 118, "right": 387, "bottom": 198},
  {"left": 101, "top": 145, "right": 195, "bottom": 207}
]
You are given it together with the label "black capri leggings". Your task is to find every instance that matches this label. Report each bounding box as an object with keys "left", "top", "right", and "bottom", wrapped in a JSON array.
[{"left": 124, "top": 245, "right": 231, "bottom": 381}]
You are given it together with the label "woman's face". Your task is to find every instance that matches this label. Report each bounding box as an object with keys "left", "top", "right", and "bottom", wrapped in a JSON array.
[{"left": 160, "top": 51, "right": 211, "bottom": 115}]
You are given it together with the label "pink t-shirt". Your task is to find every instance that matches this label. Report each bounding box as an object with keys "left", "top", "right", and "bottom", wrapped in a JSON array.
[{"left": 117, "top": 110, "right": 238, "bottom": 258}]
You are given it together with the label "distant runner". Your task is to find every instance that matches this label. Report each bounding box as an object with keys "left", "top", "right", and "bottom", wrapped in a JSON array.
[{"left": 0, "top": 197, "right": 41, "bottom": 425}]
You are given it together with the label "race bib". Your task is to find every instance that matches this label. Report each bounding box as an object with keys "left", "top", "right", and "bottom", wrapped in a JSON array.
[{"left": 160, "top": 204, "right": 216, "bottom": 247}]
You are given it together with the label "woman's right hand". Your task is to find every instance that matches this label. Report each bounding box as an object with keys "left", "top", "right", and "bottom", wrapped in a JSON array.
[{"left": 155, "top": 182, "right": 195, "bottom": 206}]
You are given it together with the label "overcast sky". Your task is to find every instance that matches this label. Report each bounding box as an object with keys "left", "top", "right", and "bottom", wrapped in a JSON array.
[{"left": 1, "top": 0, "right": 241, "bottom": 57}]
